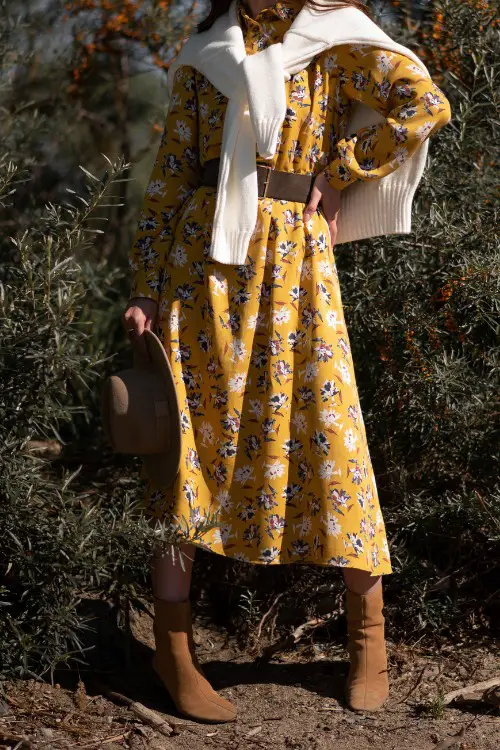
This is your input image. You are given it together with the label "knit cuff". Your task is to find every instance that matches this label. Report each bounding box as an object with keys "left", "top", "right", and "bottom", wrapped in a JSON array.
[{"left": 254, "top": 117, "right": 283, "bottom": 159}]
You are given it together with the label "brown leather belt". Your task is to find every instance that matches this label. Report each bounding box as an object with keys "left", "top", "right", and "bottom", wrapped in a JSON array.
[{"left": 201, "top": 157, "right": 315, "bottom": 204}]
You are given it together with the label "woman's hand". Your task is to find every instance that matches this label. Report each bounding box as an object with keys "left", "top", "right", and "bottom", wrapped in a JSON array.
[
  {"left": 122, "top": 297, "right": 158, "bottom": 359},
  {"left": 303, "top": 171, "right": 341, "bottom": 247}
]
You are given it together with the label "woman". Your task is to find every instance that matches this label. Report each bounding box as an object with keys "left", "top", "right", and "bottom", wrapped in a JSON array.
[{"left": 123, "top": 0, "right": 451, "bottom": 723}]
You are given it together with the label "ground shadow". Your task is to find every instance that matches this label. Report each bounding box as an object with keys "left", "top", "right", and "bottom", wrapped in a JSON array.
[
  {"left": 51, "top": 598, "right": 349, "bottom": 719},
  {"left": 201, "top": 658, "right": 348, "bottom": 701}
]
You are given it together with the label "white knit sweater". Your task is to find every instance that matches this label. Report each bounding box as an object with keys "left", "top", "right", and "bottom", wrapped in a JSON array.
[{"left": 167, "top": 0, "right": 434, "bottom": 266}]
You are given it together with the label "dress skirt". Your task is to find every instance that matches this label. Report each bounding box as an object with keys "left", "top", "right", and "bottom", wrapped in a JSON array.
[{"left": 143, "top": 186, "right": 392, "bottom": 575}]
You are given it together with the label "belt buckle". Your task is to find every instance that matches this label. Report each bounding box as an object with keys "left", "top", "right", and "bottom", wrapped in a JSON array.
[{"left": 260, "top": 164, "right": 273, "bottom": 199}]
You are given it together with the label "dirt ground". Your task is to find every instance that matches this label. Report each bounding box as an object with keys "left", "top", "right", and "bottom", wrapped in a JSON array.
[{"left": 1, "top": 600, "right": 499, "bottom": 750}]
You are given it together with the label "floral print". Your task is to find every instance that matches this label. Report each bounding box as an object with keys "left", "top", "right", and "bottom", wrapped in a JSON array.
[{"left": 128, "top": 0, "right": 451, "bottom": 574}]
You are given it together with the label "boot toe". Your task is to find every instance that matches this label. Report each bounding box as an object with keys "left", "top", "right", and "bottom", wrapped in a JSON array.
[
  {"left": 346, "top": 683, "right": 389, "bottom": 712},
  {"left": 203, "top": 701, "right": 237, "bottom": 723},
  {"left": 213, "top": 695, "right": 237, "bottom": 720},
  {"left": 182, "top": 690, "right": 237, "bottom": 723},
  {"left": 194, "top": 681, "right": 237, "bottom": 722}
]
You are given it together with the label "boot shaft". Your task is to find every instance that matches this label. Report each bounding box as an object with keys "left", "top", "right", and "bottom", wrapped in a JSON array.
[{"left": 344, "top": 584, "right": 389, "bottom": 712}]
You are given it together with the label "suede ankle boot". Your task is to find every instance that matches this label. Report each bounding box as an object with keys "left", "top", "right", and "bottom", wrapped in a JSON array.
[
  {"left": 152, "top": 598, "right": 237, "bottom": 723},
  {"left": 345, "top": 583, "right": 389, "bottom": 712}
]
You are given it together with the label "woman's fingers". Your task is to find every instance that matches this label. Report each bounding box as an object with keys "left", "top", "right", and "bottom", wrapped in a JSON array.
[
  {"left": 310, "top": 172, "right": 342, "bottom": 247},
  {"left": 122, "top": 298, "right": 158, "bottom": 335},
  {"left": 303, "top": 173, "right": 342, "bottom": 248},
  {"left": 122, "top": 300, "right": 157, "bottom": 359},
  {"left": 303, "top": 182, "right": 322, "bottom": 224},
  {"left": 327, "top": 217, "right": 338, "bottom": 248},
  {"left": 122, "top": 306, "right": 145, "bottom": 336}
]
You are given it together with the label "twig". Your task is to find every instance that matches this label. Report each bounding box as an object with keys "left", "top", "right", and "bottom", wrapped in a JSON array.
[
  {"left": 262, "top": 715, "right": 284, "bottom": 721},
  {"left": 396, "top": 666, "right": 427, "bottom": 704},
  {"left": 4, "top": 695, "right": 22, "bottom": 708},
  {"left": 102, "top": 688, "right": 174, "bottom": 737},
  {"left": 0, "top": 732, "right": 32, "bottom": 749},
  {"left": 463, "top": 702, "right": 500, "bottom": 734},
  {"left": 433, "top": 697, "right": 499, "bottom": 750},
  {"left": 67, "top": 732, "right": 129, "bottom": 748},
  {"left": 256, "top": 592, "right": 284, "bottom": 640},
  {"left": 259, "top": 617, "right": 326, "bottom": 660}
]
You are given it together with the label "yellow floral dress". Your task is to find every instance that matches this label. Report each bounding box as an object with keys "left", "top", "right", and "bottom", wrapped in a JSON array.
[{"left": 128, "top": 0, "right": 451, "bottom": 574}]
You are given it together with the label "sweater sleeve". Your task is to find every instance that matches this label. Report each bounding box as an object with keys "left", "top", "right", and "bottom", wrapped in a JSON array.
[
  {"left": 322, "top": 45, "right": 452, "bottom": 191},
  {"left": 128, "top": 65, "right": 201, "bottom": 302}
]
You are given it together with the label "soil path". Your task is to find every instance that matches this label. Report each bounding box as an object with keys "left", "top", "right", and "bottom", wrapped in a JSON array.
[{"left": 1, "top": 605, "right": 498, "bottom": 750}]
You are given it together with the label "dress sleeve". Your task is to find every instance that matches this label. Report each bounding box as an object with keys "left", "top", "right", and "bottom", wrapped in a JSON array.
[
  {"left": 321, "top": 45, "right": 452, "bottom": 191},
  {"left": 128, "top": 65, "right": 200, "bottom": 302}
]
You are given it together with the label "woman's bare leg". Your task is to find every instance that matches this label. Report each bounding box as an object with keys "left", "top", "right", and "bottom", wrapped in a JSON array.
[
  {"left": 151, "top": 542, "right": 196, "bottom": 602},
  {"left": 343, "top": 567, "right": 382, "bottom": 595}
]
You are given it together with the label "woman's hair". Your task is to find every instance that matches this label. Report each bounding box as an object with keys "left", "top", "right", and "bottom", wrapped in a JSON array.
[{"left": 196, "top": 0, "right": 372, "bottom": 33}]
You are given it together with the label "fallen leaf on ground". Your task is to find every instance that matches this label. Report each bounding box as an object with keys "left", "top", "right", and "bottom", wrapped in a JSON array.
[
  {"left": 247, "top": 726, "right": 263, "bottom": 737},
  {"left": 443, "top": 677, "right": 500, "bottom": 705},
  {"left": 433, "top": 726, "right": 465, "bottom": 749}
]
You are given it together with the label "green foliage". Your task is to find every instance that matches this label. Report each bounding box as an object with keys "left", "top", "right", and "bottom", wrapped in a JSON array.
[
  {"left": 0, "top": 142, "right": 146, "bottom": 680},
  {"left": 0, "top": 150, "right": 219, "bottom": 678},
  {"left": 419, "top": 690, "right": 446, "bottom": 720}
]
